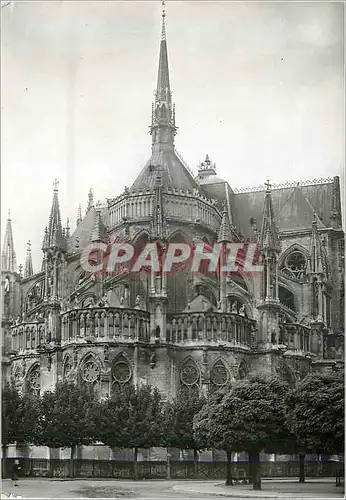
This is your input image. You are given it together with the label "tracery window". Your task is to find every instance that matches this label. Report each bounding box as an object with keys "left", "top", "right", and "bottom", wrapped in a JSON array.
[
  {"left": 81, "top": 358, "right": 100, "bottom": 384},
  {"left": 281, "top": 251, "right": 307, "bottom": 280},
  {"left": 27, "top": 366, "right": 40, "bottom": 396},
  {"left": 210, "top": 359, "right": 229, "bottom": 394},
  {"left": 112, "top": 356, "right": 132, "bottom": 392},
  {"left": 180, "top": 360, "right": 200, "bottom": 399},
  {"left": 13, "top": 367, "right": 22, "bottom": 394},
  {"left": 63, "top": 358, "right": 72, "bottom": 380}
]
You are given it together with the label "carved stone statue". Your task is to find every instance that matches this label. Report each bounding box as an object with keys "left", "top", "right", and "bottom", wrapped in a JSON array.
[
  {"left": 74, "top": 295, "right": 80, "bottom": 309},
  {"left": 231, "top": 301, "right": 238, "bottom": 313},
  {"left": 135, "top": 294, "right": 141, "bottom": 308},
  {"left": 104, "top": 345, "right": 109, "bottom": 363},
  {"left": 120, "top": 296, "right": 125, "bottom": 307},
  {"left": 217, "top": 300, "right": 222, "bottom": 310},
  {"left": 103, "top": 292, "right": 109, "bottom": 307},
  {"left": 239, "top": 304, "right": 245, "bottom": 316}
]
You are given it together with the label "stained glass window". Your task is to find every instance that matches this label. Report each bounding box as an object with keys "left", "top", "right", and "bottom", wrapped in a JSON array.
[
  {"left": 28, "top": 366, "right": 40, "bottom": 396},
  {"left": 81, "top": 360, "right": 100, "bottom": 383}
]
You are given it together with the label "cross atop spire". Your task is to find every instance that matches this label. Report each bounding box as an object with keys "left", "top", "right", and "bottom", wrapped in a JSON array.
[
  {"left": 150, "top": 1, "right": 177, "bottom": 151},
  {"left": 161, "top": 0, "right": 166, "bottom": 40},
  {"left": 53, "top": 178, "right": 59, "bottom": 192},
  {"left": 265, "top": 179, "right": 271, "bottom": 192}
]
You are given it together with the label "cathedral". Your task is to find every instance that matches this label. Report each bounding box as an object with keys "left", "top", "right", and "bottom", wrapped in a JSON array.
[{"left": 1, "top": 5, "right": 344, "bottom": 404}]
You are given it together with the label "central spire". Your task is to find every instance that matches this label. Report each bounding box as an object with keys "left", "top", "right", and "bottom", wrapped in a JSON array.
[{"left": 150, "top": 1, "right": 177, "bottom": 152}]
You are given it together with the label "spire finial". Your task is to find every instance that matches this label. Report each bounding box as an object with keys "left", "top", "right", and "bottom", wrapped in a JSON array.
[
  {"left": 87, "top": 188, "right": 94, "bottom": 211},
  {"left": 76, "top": 204, "right": 82, "bottom": 227},
  {"left": 53, "top": 178, "right": 59, "bottom": 192},
  {"left": 161, "top": 0, "right": 166, "bottom": 40},
  {"left": 25, "top": 240, "right": 33, "bottom": 278},
  {"left": 7, "top": 209, "right": 11, "bottom": 220},
  {"left": 265, "top": 179, "right": 271, "bottom": 192}
]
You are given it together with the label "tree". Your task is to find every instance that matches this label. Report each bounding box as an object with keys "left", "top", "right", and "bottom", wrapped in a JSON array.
[
  {"left": 287, "top": 372, "right": 344, "bottom": 481},
  {"left": 163, "top": 393, "right": 206, "bottom": 477},
  {"left": 194, "top": 375, "right": 289, "bottom": 490},
  {"left": 98, "top": 384, "right": 164, "bottom": 480},
  {"left": 37, "top": 381, "right": 99, "bottom": 477},
  {"left": 2, "top": 382, "right": 40, "bottom": 476},
  {"left": 193, "top": 389, "right": 236, "bottom": 485}
]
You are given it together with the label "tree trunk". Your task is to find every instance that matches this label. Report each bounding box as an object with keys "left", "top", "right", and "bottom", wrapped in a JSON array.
[
  {"left": 2, "top": 445, "right": 7, "bottom": 478},
  {"left": 225, "top": 449, "right": 234, "bottom": 486},
  {"left": 134, "top": 447, "right": 138, "bottom": 481},
  {"left": 299, "top": 453, "right": 305, "bottom": 483},
  {"left": 166, "top": 449, "right": 171, "bottom": 480},
  {"left": 69, "top": 445, "right": 75, "bottom": 478},
  {"left": 249, "top": 450, "right": 261, "bottom": 490},
  {"left": 193, "top": 449, "right": 198, "bottom": 478}
]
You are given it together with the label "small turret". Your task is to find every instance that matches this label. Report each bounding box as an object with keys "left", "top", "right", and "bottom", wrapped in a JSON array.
[
  {"left": 1, "top": 210, "right": 17, "bottom": 273},
  {"left": 259, "top": 180, "right": 281, "bottom": 254},
  {"left": 76, "top": 204, "right": 82, "bottom": 227},
  {"left": 90, "top": 203, "right": 107, "bottom": 243},
  {"left": 87, "top": 188, "right": 94, "bottom": 212}
]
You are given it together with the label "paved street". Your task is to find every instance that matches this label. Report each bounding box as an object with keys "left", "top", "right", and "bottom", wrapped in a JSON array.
[{"left": 1, "top": 478, "right": 344, "bottom": 499}]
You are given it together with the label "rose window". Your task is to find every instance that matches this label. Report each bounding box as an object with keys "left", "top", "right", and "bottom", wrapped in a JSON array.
[
  {"left": 81, "top": 361, "right": 100, "bottom": 383},
  {"left": 210, "top": 361, "right": 228, "bottom": 387},
  {"left": 180, "top": 363, "right": 199, "bottom": 386},
  {"left": 283, "top": 251, "right": 306, "bottom": 279},
  {"left": 28, "top": 368, "right": 40, "bottom": 395},
  {"left": 112, "top": 360, "right": 131, "bottom": 384}
]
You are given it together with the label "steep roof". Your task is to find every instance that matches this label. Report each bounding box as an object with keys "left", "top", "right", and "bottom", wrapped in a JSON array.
[
  {"left": 68, "top": 206, "right": 110, "bottom": 253},
  {"left": 232, "top": 180, "right": 333, "bottom": 239},
  {"left": 131, "top": 150, "right": 201, "bottom": 192}
]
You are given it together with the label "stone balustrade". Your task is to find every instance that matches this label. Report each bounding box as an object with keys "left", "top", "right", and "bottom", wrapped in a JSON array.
[
  {"left": 280, "top": 323, "right": 320, "bottom": 356},
  {"left": 166, "top": 312, "right": 256, "bottom": 346},
  {"left": 61, "top": 307, "right": 150, "bottom": 344},
  {"left": 108, "top": 189, "right": 220, "bottom": 229},
  {"left": 11, "top": 321, "right": 45, "bottom": 352}
]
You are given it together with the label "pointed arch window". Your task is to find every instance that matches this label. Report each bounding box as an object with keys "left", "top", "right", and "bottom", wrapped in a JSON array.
[
  {"left": 180, "top": 359, "right": 200, "bottom": 399},
  {"left": 281, "top": 251, "right": 307, "bottom": 280},
  {"left": 27, "top": 365, "right": 40, "bottom": 396},
  {"left": 80, "top": 356, "right": 100, "bottom": 384},
  {"left": 112, "top": 355, "right": 132, "bottom": 393},
  {"left": 63, "top": 357, "right": 73, "bottom": 381},
  {"left": 210, "top": 359, "right": 229, "bottom": 394}
]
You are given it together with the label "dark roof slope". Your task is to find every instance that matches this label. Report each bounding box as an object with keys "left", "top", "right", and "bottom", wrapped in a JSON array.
[{"left": 232, "top": 181, "right": 333, "bottom": 239}]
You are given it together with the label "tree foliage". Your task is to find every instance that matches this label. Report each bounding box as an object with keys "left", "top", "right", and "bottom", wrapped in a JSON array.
[
  {"left": 194, "top": 375, "right": 289, "bottom": 489},
  {"left": 163, "top": 393, "right": 206, "bottom": 450},
  {"left": 2, "top": 382, "right": 40, "bottom": 447},
  {"left": 98, "top": 384, "right": 164, "bottom": 450},
  {"left": 37, "top": 381, "right": 99, "bottom": 449},
  {"left": 287, "top": 372, "right": 344, "bottom": 456}
]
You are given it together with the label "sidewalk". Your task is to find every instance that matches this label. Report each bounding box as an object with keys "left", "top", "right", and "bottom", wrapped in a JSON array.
[{"left": 172, "top": 479, "right": 344, "bottom": 498}]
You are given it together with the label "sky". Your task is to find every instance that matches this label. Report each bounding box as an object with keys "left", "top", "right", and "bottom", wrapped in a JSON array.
[{"left": 1, "top": 1, "right": 344, "bottom": 270}]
